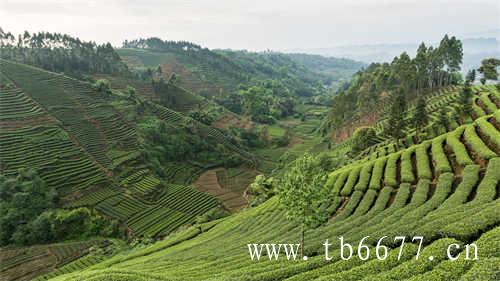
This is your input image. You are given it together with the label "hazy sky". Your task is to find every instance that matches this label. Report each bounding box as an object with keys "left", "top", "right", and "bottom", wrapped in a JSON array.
[{"left": 1, "top": 0, "right": 499, "bottom": 51}]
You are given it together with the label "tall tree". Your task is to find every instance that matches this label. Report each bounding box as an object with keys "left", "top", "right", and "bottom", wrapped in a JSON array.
[
  {"left": 411, "top": 95, "right": 428, "bottom": 143},
  {"left": 438, "top": 108, "right": 450, "bottom": 132},
  {"left": 386, "top": 89, "right": 407, "bottom": 149},
  {"left": 465, "top": 69, "right": 476, "bottom": 83},
  {"left": 459, "top": 80, "right": 473, "bottom": 120},
  {"left": 278, "top": 153, "right": 328, "bottom": 257},
  {"left": 414, "top": 43, "right": 428, "bottom": 93}
]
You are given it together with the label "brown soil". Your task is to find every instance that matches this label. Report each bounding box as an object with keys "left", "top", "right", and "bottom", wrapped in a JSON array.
[
  {"left": 0, "top": 115, "right": 57, "bottom": 130},
  {"left": 212, "top": 113, "right": 254, "bottom": 130},
  {"left": 476, "top": 98, "right": 493, "bottom": 115},
  {"left": 193, "top": 168, "right": 248, "bottom": 211},
  {"left": 489, "top": 93, "right": 500, "bottom": 108},
  {"left": 0, "top": 252, "right": 56, "bottom": 281},
  {"left": 161, "top": 59, "right": 224, "bottom": 97},
  {"left": 475, "top": 123, "right": 500, "bottom": 155},
  {"left": 286, "top": 136, "right": 304, "bottom": 148},
  {"left": 332, "top": 111, "right": 379, "bottom": 143},
  {"left": 444, "top": 143, "right": 464, "bottom": 176}
]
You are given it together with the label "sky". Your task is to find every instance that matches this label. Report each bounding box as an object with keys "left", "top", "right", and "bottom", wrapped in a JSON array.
[{"left": 1, "top": 0, "right": 499, "bottom": 51}]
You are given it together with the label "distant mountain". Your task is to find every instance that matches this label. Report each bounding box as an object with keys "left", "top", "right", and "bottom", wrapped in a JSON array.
[{"left": 292, "top": 37, "right": 499, "bottom": 73}]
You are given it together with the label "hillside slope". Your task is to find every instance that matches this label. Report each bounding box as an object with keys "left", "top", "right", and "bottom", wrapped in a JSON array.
[
  {"left": 43, "top": 103, "right": 500, "bottom": 280},
  {"left": 0, "top": 59, "right": 251, "bottom": 242}
]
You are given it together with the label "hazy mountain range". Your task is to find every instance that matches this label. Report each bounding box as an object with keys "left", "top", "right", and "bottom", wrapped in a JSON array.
[{"left": 291, "top": 37, "right": 499, "bottom": 73}]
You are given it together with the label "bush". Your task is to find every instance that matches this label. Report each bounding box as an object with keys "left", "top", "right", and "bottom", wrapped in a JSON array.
[
  {"left": 195, "top": 207, "right": 229, "bottom": 224},
  {"left": 340, "top": 166, "right": 361, "bottom": 196},
  {"left": 440, "top": 164, "right": 480, "bottom": 208},
  {"left": 93, "top": 79, "right": 112, "bottom": 96},
  {"left": 400, "top": 148, "right": 415, "bottom": 183},
  {"left": 464, "top": 125, "right": 496, "bottom": 159},
  {"left": 431, "top": 135, "right": 452, "bottom": 174},
  {"left": 350, "top": 126, "right": 377, "bottom": 156},
  {"left": 362, "top": 238, "right": 462, "bottom": 281},
  {"left": 354, "top": 162, "right": 374, "bottom": 192},
  {"left": 476, "top": 117, "right": 500, "bottom": 149},
  {"left": 383, "top": 153, "right": 400, "bottom": 187},
  {"left": 472, "top": 157, "right": 500, "bottom": 203},
  {"left": 446, "top": 127, "right": 474, "bottom": 166},
  {"left": 333, "top": 191, "right": 363, "bottom": 221},
  {"left": 332, "top": 171, "right": 349, "bottom": 195},
  {"left": 416, "top": 141, "right": 432, "bottom": 179},
  {"left": 369, "top": 158, "right": 386, "bottom": 190},
  {"left": 352, "top": 189, "right": 377, "bottom": 216}
]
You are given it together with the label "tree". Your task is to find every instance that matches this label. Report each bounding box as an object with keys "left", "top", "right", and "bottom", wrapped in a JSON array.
[
  {"left": 0, "top": 169, "right": 56, "bottom": 245},
  {"left": 465, "top": 69, "right": 476, "bottom": 83},
  {"left": 459, "top": 80, "right": 473, "bottom": 119},
  {"left": 278, "top": 153, "right": 328, "bottom": 256},
  {"left": 478, "top": 58, "right": 500, "bottom": 83},
  {"left": 414, "top": 43, "right": 428, "bottom": 93},
  {"left": 93, "top": 79, "right": 111, "bottom": 97},
  {"left": 386, "top": 90, "right": 407, "bottom": 149},
  {"left": 351, "top": 126, "right": 377, "bottom": 156},
  {"left": 411, "top": 95, "right": 428, "bottom": 143},
  {"left": 438, "top": 108, "right": 450, "bottom": 132}
]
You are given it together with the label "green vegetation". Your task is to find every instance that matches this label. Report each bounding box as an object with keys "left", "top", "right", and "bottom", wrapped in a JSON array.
[
  {"left": 0, "top": 29, "right": 128, "bottom": 76},
  {"left": 279, "top": 153, "right": 328, "bottom": 255},
  {"left": 1, "top": 29, "right": 499, "bottom": 281}
]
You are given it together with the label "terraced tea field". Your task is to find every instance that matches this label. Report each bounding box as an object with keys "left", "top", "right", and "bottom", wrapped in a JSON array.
[
  {"left": 0, "top": 240, "right": 107, "bottom": 281},
  {"left": 359, "top": 85, "right": 500, "bottom": 160},
  {"left": 0, "top": 59, "right": 227, "bottom": 240},
  {"left": 43, "top": 108, "right": 500, "bottom": 280}
]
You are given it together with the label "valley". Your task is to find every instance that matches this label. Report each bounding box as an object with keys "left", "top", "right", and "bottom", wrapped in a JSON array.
[{"left": 0, "top": 24, "right": 499, "bottom": 281}]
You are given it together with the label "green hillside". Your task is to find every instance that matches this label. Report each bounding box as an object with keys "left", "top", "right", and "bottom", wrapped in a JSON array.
[
  {"left": 36, "top": 106, "right": 500, "bottom": 281},
  {"left": 0, "top": 58, "right": 253, "bottom": 245},
  {"left": 118, "top": 38, "right": 362, "bottom": 101},
  {"left": 1, "top": 28, "right": 499, "bottom": 281}
]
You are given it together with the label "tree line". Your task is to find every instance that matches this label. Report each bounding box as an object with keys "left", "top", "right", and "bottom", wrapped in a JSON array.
[
  {"left": 0, "top": 28, "right": 128, "bottom": 75},
  {"left": 323, "top": 35, "right": 464, "bottom": 134}
]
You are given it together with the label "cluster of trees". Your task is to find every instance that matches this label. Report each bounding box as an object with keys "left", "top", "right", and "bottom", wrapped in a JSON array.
[
  {"left": 218, "top": 50, "right": 325, "bottom": 99},
  {"left": 215, "top": 80, "right": 296, "bottom": 124},
  {"left": 143, "top": 122, "right": 241, "bottom": 178},
  {"left": 350, "top": 126, "right": 378, "bottom": 155},
  {"left": 123, "top": 37, "right": 245, "bottom": 82},
  {"left": 384, "top": 68, "right": 476, "bottom": 147},
  {"left": 324, "top": 35, "right": 463, "bottom": 132},
  {"left": 0, "top": 28, "right": 128, "bottom": 75},
  {"left": 0, "top": 169, "right": 119, "bottom": 246},
  {"left": 478, "top": 58, "right": 500, "bottom": 84}
]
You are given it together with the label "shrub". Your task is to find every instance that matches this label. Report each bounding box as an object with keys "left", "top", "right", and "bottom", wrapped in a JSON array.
[
  {"left": 333, "top": 191, "right": 364, "bottom": 221},
  {"left": 362, "top": 238, "right": 462, "bottom": 281},
  {"left": 340, "top": 166, "right": 361, "bottom": 196},
  {"left": 354, "top": 162, "right": 374, "bottom": 192},
  {"left": 383, "top": 153, "right": 400, "bottom": 187},
  {"left": 332, "top": 171, "right": 349, "bottom": 195},
  {"left": 416, "top": 141, "right": 432, "bottom": 179},
  {"left": 446, "top": 127, "right": 474, "bottom": 166},
  {"left": 431, "top": 135, "right": 452, "bottom": 174},
  {"left": 400, "top": 148, "right": 415, "bottom": 183},
  {"left": 352, "top": 189, "right": 378, "bottom": 216},
  {"left": 476, "top": 116, "right": 500, "bottom": 149},
  {"left": 440, "top": 164, "right": 480, "bottom": 208},
  {"left": 369, "top": 158, "right": 386, "bottom": 189},
  {"left": 472, "top": 157, "right": 500, "bottom": 203},
  {"left": 464, "top": 125, "right": 496, "bottom": 159}
]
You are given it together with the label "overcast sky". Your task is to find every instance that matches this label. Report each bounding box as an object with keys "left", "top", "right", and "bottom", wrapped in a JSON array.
[{"left": 1, "top": 0, "right": 499, "bottom": 51}]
